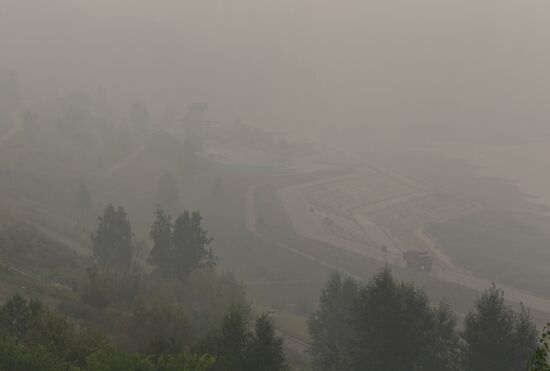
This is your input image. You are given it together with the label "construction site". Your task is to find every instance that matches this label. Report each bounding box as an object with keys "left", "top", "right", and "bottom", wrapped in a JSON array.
[{"left": 278, "top": 158, "right": 478, "bottom": 272}]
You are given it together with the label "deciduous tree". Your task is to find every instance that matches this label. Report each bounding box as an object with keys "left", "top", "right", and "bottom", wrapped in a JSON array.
[{"left": 462, "top": 284, "right": 537, "bottom": 371}]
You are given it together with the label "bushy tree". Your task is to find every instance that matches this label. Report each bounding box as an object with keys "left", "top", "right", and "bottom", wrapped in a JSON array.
[
  {"left": 0, "top": 293, "right": 44, "bottom": 338},
  {"left": 91, "top": 204, "right": 134, "bottom": 272},
  {"left": 172, "top": 211, "right": 215, "bottom": 280},
  {"left": 180, "top": 270, "right": 248, "bottom": 336},
  {"left": 515, "top": 305, "right": 540, "bottom": 368},
  {"left": 80, "top": 266, "right": 142, "bottom": 309},
  {"left": 308, "top": 273, "right": 357, "bottom": 371},
  {"left": 462, "top": 284, "right": 538, "bottom": 371},
  {"left": 0, "top": 294, "right": 74, "bottom": 357},
  {"left": 148, "top": 208, "right": 173, "bottom": 270},
  {"left": 0, "top": 294, "right": 78, "bottom": 369},
  {"left": 0, "top": 335, "right": 67, "bottom": 371},
  {"left": 84, "top": 349, "right": 156, "bottom": 371},
  {"left": 421, "top": 303, "right": 462, "bottom": 371},
  {"left": 205, "top": 309, "right": 286, "bottom": 371},
  {"left": 157, "top": 353, "right": 215, "bottom": 371},
  {"left": 124, "top": 303, "right": 190, "bottom": 356},
  {"left": 246, "top": 314, "right": 286, "bottom": 371},
  {"left": 351, "top": 269, "right": 459, "bottom": 371},
  {"left": 211, "top": 309, "right": 249, "bottom": 371},
  {"left": 530, "top": 323, "right": 550, "bottom": 370},
  {"left": 310, "top": 269, "right": 461, "bottom": 371},
  {"left": 0, "top": 294, "right": 216, "bottom": 371}
]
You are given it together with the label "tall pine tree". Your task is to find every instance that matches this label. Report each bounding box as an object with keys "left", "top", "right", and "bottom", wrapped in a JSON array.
[
  {"left": 308, "top": 272, "right": 357, "bottom": 371},
  {"left": 91, "top": 204, "right": 133, "bottom": 272},
  {"left": 148, "top": 209, "right": 215, "bottom": 282}
]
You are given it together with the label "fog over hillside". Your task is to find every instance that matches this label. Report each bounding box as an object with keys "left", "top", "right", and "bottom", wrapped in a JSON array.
[{"left": 1, "top": 1, "right": 550, "bottom": 370}]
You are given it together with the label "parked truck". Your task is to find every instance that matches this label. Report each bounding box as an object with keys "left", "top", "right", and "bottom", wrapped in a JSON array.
[{"left": 403, "top": 251, "right": 434, "bottom": 272}]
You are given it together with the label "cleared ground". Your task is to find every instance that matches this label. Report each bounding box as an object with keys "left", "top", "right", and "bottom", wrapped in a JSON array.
[
  {"left": 274, "top": 153, "right": 550, "bottom": 315},
  {"left": 279, "top": 164, "right": 477, "bottom": 270}
]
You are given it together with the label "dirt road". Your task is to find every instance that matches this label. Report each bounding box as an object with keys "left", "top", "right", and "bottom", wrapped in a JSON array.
[
  {"left": 246, "top": 184, "right": 362, "bottom": 281},
  {"left": 273, "top": 168, "right": 550, "bottom": 315}
]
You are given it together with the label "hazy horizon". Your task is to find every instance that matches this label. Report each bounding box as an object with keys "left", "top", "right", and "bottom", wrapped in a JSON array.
[{"left": 3, "top": 0, "right": 550, "bottom": 146}]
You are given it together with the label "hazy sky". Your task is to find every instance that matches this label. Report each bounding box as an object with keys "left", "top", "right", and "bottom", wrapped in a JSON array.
[{"left": 2, "top": 0, "right": 550, "bottom": 145}]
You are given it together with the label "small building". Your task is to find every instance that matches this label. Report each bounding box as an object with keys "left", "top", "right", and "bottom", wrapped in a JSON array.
[{"left": 403, "top": 251, "right": 434, "bottom": 272}]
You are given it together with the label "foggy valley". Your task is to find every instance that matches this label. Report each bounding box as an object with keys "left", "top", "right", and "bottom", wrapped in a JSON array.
[{"left": 1, "top": 1, "right": 550, "bottom": 370}]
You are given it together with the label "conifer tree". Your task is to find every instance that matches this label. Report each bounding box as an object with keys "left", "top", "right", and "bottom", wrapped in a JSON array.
[{"left": 91, "top": 204, "right": 133, "bottom": 272}]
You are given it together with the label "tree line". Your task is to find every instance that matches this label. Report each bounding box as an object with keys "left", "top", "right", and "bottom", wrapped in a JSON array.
[
  {"left": 90, "top": 204, "right": 216, "bottom": 280},
  {"left": 0, "top": 204, "right": 288, "bottom": 371},
  {"left": 4, "top": 200, "right": 550, "bottom": 370},
  {"left": 0, "top": 293, "right": 289, "bottom": 371},
  {"left": 87, "top": 203, "right": 287, "bottom": 371},
  {"left": 309, "top": 269, "right": 548, "bottom": 371}
]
